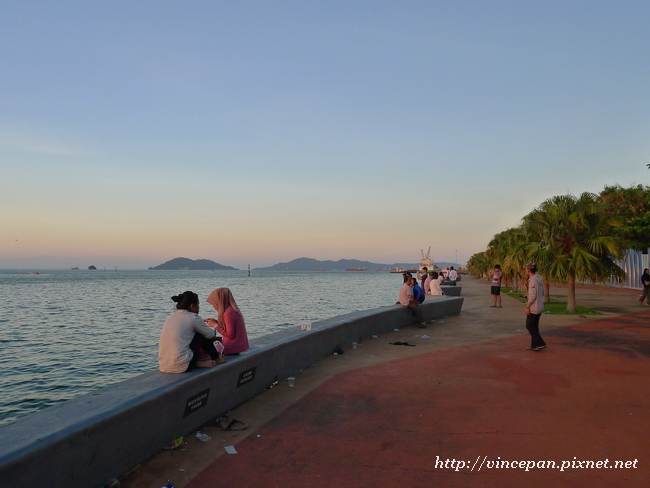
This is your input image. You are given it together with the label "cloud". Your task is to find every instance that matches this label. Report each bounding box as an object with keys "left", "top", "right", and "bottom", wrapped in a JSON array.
[{"left": 0, "top": 127, "right": 94, "bottom": 157}]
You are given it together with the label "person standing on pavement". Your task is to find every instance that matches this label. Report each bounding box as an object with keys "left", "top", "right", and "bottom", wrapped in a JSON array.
[
  {"left": 525, "top": 263, "right": 546, "bottom": 351},
  {"left": 423, "top": 272, "right": 433, "bottom": 294},
  {"left": 639, "top": 268, "right": 650, "bottom": 305},
  {"left": 490, "top": 264, "right": 503, "bottom": 308},
  {"left": 417, "top": 267, "right": 428, "bottom": 290},
  {"left": 448, "top": 266, "right": 458, "bottom": 285}
]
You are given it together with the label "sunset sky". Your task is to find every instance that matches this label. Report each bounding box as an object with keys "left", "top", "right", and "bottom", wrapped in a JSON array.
[{"left": 1, "top": 1, "right": 648, "bottom": 269}]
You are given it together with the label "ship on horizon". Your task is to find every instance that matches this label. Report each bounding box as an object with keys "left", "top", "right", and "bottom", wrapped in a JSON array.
[{"left": 419, "top": 246, "right": 433, "bottom": 271}]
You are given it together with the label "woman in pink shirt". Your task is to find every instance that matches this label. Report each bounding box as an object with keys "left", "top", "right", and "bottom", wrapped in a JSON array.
[{"left": 205, "top": 288, "right": 250, "bottom": 355}]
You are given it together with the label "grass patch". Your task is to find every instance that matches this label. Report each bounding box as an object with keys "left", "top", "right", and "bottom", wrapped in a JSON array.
[{"left": 503, "top": 290, "right": 603, "bottom": 316}]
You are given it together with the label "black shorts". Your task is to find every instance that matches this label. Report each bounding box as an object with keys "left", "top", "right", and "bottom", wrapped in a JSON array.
[{"left": 491, "top": 285, "right": 501, "bottom": 295}]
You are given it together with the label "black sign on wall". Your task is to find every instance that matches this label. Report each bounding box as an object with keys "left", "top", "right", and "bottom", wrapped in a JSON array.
[
  {"left": 183, "top": 389, "right": 210, "bottom": 417},
  {"left": 237, "top": 367, "right": 256, "bottom": 387}
]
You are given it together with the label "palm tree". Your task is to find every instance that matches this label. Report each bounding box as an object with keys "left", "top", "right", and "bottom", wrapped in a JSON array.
[
  {"left": 467, "top": 252, "right": 491, "bottom": 279},
  {"left": 522, "top": 193, "right": 626, "bottom": 312},
  {"left": 520, "top": 209, "right": 564, "bottom": 303},
  {"left": 487, "top": 227, "right": 529, "bottom": 292}
]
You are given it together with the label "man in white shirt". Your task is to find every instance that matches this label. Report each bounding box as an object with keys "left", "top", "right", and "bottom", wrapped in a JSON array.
[{"left": 448, "top": 267, "right": 458, "bottom": 284}]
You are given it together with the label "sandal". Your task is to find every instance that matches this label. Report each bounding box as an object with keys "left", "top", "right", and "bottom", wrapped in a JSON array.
[
  {"left": 216, "top": 415, "right": 248, "bottom": 431},
  {"left": 225, "top": 419, "right": 248, "bottom": 431},
  {"left": 216, "top": 415, "right": 229, "bottom": 429}
]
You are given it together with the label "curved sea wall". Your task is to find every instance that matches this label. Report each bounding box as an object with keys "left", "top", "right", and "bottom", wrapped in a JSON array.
[{"left": 0, "top": 296, "right": 463, "bottom": 488}]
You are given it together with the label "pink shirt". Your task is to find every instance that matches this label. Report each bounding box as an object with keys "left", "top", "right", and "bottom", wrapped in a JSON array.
[
  {"left": 220, "top": 307, "right": 249, "bottom": 354},
  {"left": 424, "top": 276, "right": 432, "bottom": 294}
]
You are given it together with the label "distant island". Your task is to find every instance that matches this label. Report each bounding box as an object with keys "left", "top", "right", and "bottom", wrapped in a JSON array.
[
  {"left": 255, "top": 257, "right": 462, "bottom": 271},
  {"left": 149, "top": 257, "right": 238, "bottom": 271},
  {"left": 257, "top": 257, "right": 389, "bottom": 271},
  {"left": 148, "top": 256, "right": 462, "bottom": 272}
]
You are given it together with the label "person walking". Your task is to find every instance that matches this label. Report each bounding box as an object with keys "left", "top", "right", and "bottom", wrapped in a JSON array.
[
  {"left": 524, "top": 263, "right": 546, "bottom": 351},
  {"left": 640, "top": 268, "right": 650, "bottom": 305}
]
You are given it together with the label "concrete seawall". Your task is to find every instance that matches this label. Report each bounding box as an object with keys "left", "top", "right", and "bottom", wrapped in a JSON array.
[{"left": 0, "top": 296, "right": 463, "bottom": 488}]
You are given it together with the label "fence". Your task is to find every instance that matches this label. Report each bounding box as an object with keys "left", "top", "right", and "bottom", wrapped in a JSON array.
[{"left": 599, "top": 248, "right": 649, "bottom": 290}]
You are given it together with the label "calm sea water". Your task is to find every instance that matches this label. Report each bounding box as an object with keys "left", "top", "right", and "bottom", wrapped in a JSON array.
[{"left": 0, "top": 269, "right": 402, "bottom": 426}]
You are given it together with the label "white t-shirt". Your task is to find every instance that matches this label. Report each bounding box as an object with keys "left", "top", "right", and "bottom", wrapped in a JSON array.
[
  {"left": 158, "top": 309, "right": 216, "bottom": 373},
  {"left": 429, "top": 279, "right": 444, "bottom": 296},
  {"left": 399, "top": 283, "right": 414, "bottom": 306}
]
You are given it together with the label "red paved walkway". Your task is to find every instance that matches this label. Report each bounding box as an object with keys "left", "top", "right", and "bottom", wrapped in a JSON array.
[{"left": 187, "top": 309, "right": 650, "bottom": 488}]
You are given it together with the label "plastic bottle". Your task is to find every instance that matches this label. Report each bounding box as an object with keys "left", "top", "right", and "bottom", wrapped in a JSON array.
[{"left": 195, "top": 431, "right": 211, "bottom": 442}]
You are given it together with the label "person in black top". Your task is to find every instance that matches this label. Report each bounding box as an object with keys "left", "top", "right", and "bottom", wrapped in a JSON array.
[{"left": 640, "top": 268, "right": 650, "bottom": 305}]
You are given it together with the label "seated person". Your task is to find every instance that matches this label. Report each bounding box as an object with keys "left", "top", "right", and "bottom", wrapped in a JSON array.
[
  {"left": 158, "top": 291, "right": 225, "bottom": 373},
  {"left": 437, "top": 271, "right": 445, "bottom": 285},
  {"left": 398, "top": 275, "right": 426, "bottom": 328},
  {"left": 411, "top": 276, "right": 426, "bottom": 303},
  {"left": 206, "top": 288, "right": 250, "bottom": 355},
  {"left": 429, "top": 272, "right": 445, "bottom": 296}
]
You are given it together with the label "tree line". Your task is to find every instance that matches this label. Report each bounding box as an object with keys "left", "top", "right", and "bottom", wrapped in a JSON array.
[{"left": 467, "top": 184, "right": 650, "bottom": 313}]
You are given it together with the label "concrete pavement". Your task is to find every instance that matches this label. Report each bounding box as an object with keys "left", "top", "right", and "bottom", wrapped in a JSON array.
[{"left": 122, "top": 276, "right": 650, "bottom": 488}]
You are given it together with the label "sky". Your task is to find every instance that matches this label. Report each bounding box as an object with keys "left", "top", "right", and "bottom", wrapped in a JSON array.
[{"left": 1, "top": 1, "right": 648, "bottom": 270}]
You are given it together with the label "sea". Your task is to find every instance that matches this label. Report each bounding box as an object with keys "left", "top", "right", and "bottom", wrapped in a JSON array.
[{"left": 0, "top": 268, "right": 403, "bottom": 426}]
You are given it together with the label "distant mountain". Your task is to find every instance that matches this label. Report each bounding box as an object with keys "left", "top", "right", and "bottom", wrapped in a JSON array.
[
  {"left": 149, "top": 257, "right": 238, "bottom": 271},
  {"left": 257, "top": 257, "right": 389, "bottom": 271},
  {"left": 256, "top": 257, "right": 462, "bottom": 271}
]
